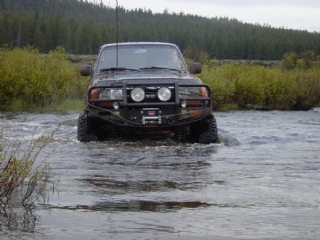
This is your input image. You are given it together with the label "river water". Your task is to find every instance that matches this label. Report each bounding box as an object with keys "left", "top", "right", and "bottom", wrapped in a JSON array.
[{"left": 0, "top": 109, "right": 319, "bottom": 240}]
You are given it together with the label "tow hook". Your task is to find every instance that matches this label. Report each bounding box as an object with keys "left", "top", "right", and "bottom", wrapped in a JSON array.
[{"left": 168, "top": 117, "right": 175, "bottom": 125}]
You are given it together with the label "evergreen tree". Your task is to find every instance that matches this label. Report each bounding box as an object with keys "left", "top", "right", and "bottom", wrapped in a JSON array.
[{"left": 0, "top": 0, "right": 320, "bottom": 59}]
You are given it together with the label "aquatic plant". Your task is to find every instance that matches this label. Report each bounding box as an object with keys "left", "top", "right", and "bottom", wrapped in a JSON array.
[{"left": 0, "top": 127, "right": 55, "bottom": 207}]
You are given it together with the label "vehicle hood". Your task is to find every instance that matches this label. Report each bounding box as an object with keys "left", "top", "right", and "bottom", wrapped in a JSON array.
[{"left": 91, "top": 72, "right": 202, "bottom": 86}]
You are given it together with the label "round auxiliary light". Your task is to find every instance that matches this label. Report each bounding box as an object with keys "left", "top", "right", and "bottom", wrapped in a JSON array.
[
  {"left": 131, "top": 88, "right": 145, "bottom": 102},
  {"left": 113, "top": 102, "right": 120, "bottom": 109},
  {"left": 158, "top": 87, "right": 171, "bottom": 101},
  {"left": 181, "top": 99, "right": 187, "bottom": 108}
]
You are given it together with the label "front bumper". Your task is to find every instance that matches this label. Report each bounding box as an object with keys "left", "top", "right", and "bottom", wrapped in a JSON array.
[{"left": 86, "top": 80, "right": 212, "bottom": 127}]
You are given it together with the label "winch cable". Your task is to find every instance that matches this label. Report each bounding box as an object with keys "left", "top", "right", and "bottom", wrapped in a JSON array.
[{"left": 86, "top": 100, "right": 213, "bottom": 127}]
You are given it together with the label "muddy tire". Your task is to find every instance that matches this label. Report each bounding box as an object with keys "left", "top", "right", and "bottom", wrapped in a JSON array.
[
  {"left": 190, "top": 115, "right": 218, "bottom": 144},
  {"left": 77, "top": 114, "right": 97, "bottom": 142}
]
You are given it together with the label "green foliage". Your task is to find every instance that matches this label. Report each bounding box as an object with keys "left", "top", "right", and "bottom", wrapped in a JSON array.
[
  {"left": 292, "top": 69, "right": 320, "bottom": 110},
  {"left": 0, "top": 46, "right": 88, "bottom": 109},
  {"left": 281, "top": 52, "right": 298, "bottom": 70},
  {"left": 199, "top": 63, "right": 238, "bottom": 109},
  {"left": 0, "top": 127, "right": 55, "bottom": 207},
  {"left": 199, "top": 60, "right": 320, "bottom": 110},
  {"left": 1, "top": 0, "right": 320, "bottom": 59},
  {"left": 282, "top": 50, "right": 319, "bottom": 70},
  {"left": 1, "top": 47, "right": 319, "bottom": 111}
]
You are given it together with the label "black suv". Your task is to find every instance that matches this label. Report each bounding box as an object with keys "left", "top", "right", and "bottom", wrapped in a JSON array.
[{"left": 78, "top": 42, "right": 218, "bottom": 143}]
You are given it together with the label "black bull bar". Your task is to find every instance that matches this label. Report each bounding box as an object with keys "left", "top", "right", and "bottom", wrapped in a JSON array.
[{"left": 87, "top": 80, "right": 212, "bottom": 126}]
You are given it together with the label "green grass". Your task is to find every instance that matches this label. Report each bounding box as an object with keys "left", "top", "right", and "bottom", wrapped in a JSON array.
[
  {"left": 1, "top": 47, "right": 319, "bottom": 111},
  {"left": 199, "top": 62, "right": 320, "bottom": 110}
]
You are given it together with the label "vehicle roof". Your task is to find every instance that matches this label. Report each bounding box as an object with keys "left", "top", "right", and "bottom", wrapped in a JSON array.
[{"left": 99, "top": 42, "right": 180, "bottom": 50}]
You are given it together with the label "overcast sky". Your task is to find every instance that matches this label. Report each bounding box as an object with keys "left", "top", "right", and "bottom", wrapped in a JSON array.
[{"left": 99, "top": 0, "right": 320, "bottom": 32}]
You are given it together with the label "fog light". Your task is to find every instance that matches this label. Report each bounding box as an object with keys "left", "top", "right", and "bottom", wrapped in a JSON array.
[
  {"left": 131, "top": 88, "right": 145, "bottom": 102},
  {"left": 158, "top": 87, "right": 171, "bottom": 101},
  {"left": 181, "top": 99, "right": 187, "bottom": 108},
  {"left": 113, "top": 102, "right": 119, "bottom": 109}
]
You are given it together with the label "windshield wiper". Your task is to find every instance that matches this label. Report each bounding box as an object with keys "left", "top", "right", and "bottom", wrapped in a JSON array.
[
  {"left": 99, "top": 67, "right": 140, "bottom": 72},
  {"left": 140, "top": 67, "right": 181, "bottom": 73}
]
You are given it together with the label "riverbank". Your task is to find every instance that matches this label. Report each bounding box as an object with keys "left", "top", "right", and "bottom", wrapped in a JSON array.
[{"left": 1, "top": 48, "right": 319, "bottom": 111}]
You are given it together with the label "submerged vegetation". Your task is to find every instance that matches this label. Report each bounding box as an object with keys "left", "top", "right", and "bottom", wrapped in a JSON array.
[
  {"left": 0, "top": 47, "right": 319, "bottom": 111},
  {"left": 0, "top": 127, "right": 55, "bottom": 208}
]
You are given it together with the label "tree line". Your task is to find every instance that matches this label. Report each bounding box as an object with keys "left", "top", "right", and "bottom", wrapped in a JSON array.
[{"left": 1, "top": 0, "right": 320, "bottom": 60}]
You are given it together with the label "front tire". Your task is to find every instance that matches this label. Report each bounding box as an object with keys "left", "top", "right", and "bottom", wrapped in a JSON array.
[
  {"left": 77, "top": 113, "right": 97, "bottom": 142},
  {"left": 190, "top": 115, "right": 218, "bottom": 144}
]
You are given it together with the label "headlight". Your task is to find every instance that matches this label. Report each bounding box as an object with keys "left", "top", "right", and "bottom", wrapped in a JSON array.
[
  {"left": 131, "top": 88, "right": 145, "bottom": 102},
  {"left": 158, "top": 87, "right": 171, "bottom": 101},
  {"left": 179, "top": 87, "right": 207, "bottom": 98},
  {"left": 99, "top": 89, "right": 122, "bottom": 100},
  {"left": 179, "top": 87, "right": 199, "bottom": 98},
  {"left": 99, "top": 89, "right": 111, "bottom": 99},
  {"left": 111, "top": 89, "right": 122, "bottom": 99}
]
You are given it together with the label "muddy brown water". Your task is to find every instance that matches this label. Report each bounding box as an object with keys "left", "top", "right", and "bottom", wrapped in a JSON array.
[{"left": 0, "top": 109, "right": 319, "bottom": 240}]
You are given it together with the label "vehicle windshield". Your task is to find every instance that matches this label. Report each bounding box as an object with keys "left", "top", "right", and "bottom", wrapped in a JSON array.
[{"left": 96, "top": 44, "right": 187, "bottom": 73}]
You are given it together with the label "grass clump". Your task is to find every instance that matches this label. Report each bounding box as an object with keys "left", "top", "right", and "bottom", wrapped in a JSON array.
[{"left": 0, "top": 127, "right": 55, "bottom": 207}]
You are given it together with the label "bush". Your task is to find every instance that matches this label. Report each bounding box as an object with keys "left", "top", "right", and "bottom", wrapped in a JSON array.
[
  {"left": 292, "top": 69, "right": 320, "bottom": 110},
  {"left": 199, "top": 64, "right": 238, "bottom": 109},
  {"left": 0, "top": 46, "right": 89, "bottom": 110},
  {"left": 1, "top": 47, "right": 319, "bottom": 111},
  {"left": 281, "top": 52, "right": 298, "bottom": 70},
  {"left": 199, "top": 61, "right": 320, "bottom": 110},
  {"left": 0, "top": 127, "right": 54, "bottom": 207}
]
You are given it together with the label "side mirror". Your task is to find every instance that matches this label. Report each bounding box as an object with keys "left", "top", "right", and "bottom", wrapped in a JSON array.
[
  {"left": 80, "top": 65, "right": 93, "bottom": 76},
  {"left": 190, "top": 62, "right": 202, "bottom": 74}
]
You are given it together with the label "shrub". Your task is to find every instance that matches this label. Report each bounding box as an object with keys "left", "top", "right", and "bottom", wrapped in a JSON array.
[
  {"left": 198, "top": 64, "right": 238, "bottom": 109},
  {"left": 281, "top": 52, "right": 298, "bottom": 70},
  {"left": 0, "top": 46, "right": 89, "bottom": 110},
  {"left": 292, "top": 69, "right": 320, "bottom": 110},
  {"left": 200, "top": 61, "right": 320, "bottom": 110},
  {"left": 0, "top": 127, "right": 54, "bottom": 207}
]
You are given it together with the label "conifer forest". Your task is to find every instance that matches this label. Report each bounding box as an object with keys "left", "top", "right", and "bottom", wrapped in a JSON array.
[{"left": 1, "top": 0, "right": 320, "bottom": 60}]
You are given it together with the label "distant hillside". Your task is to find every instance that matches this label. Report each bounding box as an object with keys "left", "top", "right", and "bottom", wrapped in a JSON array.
[{"left": 1, "top": 0, "right": 320, "bottom": 60}]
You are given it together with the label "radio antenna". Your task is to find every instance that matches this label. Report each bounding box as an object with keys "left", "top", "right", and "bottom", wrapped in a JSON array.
[{"left": 116, "top": 0, "right": 119, "bottom": 74}]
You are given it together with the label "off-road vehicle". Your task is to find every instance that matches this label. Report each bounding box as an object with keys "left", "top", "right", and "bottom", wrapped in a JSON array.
[{"left": 78, "top": 42, "right": 218, "bottom": 143}]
